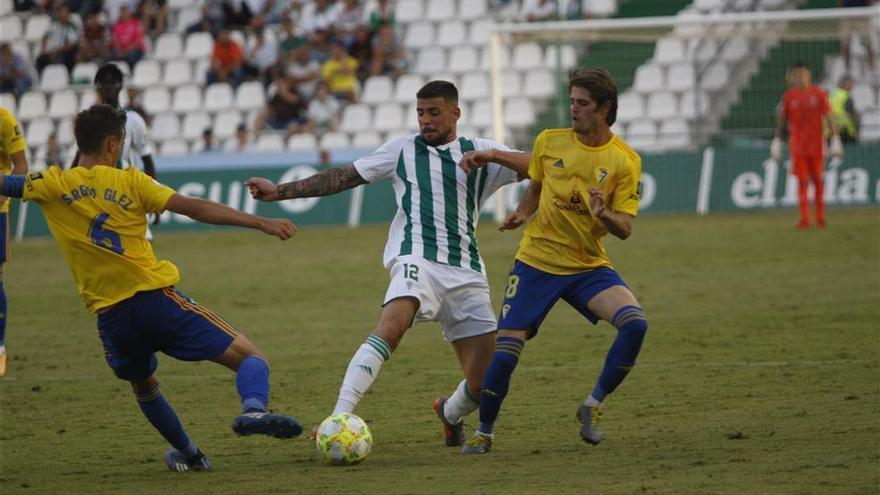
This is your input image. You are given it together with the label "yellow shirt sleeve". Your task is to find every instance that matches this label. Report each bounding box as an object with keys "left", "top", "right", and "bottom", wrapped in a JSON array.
[
  {"left": 131, "top": 168, "right": 176, "bottom": 213},
  {"left": 2, "top": 110, "right": 26, "bottom": 156},
  {"left": 527, "top": 131, "right": 546, "bottom": 182},
  {"left": 22, "top": 168, "right": 60, "bottom": 203},
  {"left": 610, "top": 154, "right": 641, "bottom": 217}
]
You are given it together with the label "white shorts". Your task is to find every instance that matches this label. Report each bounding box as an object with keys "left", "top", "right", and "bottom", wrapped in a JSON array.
[{"left": 384, "top": 255, "right": 497, "bottom": 342}]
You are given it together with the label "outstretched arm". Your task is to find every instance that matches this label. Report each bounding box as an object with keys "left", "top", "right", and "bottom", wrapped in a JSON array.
[
  {"left": 247, "top": 165, "right": 368, "bottom": 202},
  {"left": 164, "top": 193, "right": 296, "bottom": 240},
  {"left": 459, "top": 149, "right": 531, "bottom": 178}
]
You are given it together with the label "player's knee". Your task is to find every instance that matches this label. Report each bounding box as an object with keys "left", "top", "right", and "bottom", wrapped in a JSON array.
[
  {"left": 611, "top": 305, "right": 648, "bottom": 338},
  {"left": 131, "top": 375, "right": 160, "bottom": 399}
]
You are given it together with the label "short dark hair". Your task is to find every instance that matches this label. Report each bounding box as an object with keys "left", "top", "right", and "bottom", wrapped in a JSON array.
[
  {"left": 94, "top": 63, "right": 124, "bottom": 86},
  {"left": 791, "top": 61, "right": 809, "bottom": 70},
  {"left": 569, "top": 68, "right": 618, "bottom": 126},
  {"left": 75, "top": 104, "right": 126, "bottom": 154},
  {"left": 416, "top": 80, "right": 458, "bottom": 104}
]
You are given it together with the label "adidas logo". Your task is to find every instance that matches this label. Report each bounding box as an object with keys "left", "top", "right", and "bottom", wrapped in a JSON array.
[
  {"left": 553, "top": 159, "right": 565, "bottom": 168},
  {"left": 358, "top": 365, "right": 374, "bottom": 377}
]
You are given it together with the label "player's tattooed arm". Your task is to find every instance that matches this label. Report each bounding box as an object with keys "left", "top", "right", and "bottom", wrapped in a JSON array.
[{"left": 276, "top": 165, "right": 368, "bottom": 199}]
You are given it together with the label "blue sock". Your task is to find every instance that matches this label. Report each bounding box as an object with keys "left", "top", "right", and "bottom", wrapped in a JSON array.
[
  {"left": 477, "top": 336, "right": 525, "bottom": 435},
  {"left": 0, "top": 280, "right": 7, "bottom": 347},
  {"left": 591, "top": 306, "right": 648, "bottom": 402},
  {"left": 237, "top": 355, "right": 270, "bottom": 413},
  {"left": 136, "top": 383, "right": 197, "bottom": 456}
]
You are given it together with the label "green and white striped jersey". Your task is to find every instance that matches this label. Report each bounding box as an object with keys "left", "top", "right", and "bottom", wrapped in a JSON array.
[{"left": 354, "top": 133, "right": 519, "bottom": 273}]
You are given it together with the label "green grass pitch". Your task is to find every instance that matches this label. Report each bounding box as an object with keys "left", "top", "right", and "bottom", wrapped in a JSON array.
[{"left": 1, "top": 208, "right": 877, "bottom": 494}]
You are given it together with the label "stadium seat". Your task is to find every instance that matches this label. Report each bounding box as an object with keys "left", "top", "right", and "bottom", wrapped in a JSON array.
[
  {"left": 26, "top": 117, "right": 54, "bottom": 147},
  {"left": 633, "top": 64, "right": 665, "bottom": 93},
  {"left": 850, "top": 83, "right": 876, "bottom": 113},
  {"left": 150, "top": 112, "right": 181, "bottom": 142},
  {"left": 132, "top": 59, "right": 162, "bottom": 88},
  {"left": 720, "top": 38, "right": 750, "bottom": 63},
  {"left": 544, "top": 45, "right": 577, "bottom": 69},
  {"left": 17, "top": 91, "right": 47, "bottom": 121},
  {"left": 458, "top": 0, "right": 487, "bottom": 21},
  {"left": 414, "top": 47, "right": 447, "bottom": 75},
  {"left": 404, "top": 22, "right": 435, "bottom": 49},
  {"left": 204, "top": 83, "right": 235, "bottom": 113},
  {"left": 352, "top": 130, "right": 382, "bottom": 148},
  {"left": 426, "top": 0, "right": 456, "bottom": 21},
  {"left": 175, "top": 6, "right": 201, "bottom": 32},
  {"left": 56, "top": 117, "right": 74, "bottom": 145},
  {"left": 694, "top": 40, "right": 719, "bottom": 64},
  {"left": 143, "top": 86, "right": 171, "bottom": 114},
  {"left": 501, "top": 71, "right": 522, "bottom": 97},
  {"left": 626, "top": 121, "right": 657, "bottom": 150},
  {"left": 24, "top": 14, "right": 51, "bottom": 43},
  {"left": 71, "top": 62, "right": 99, "bottom": 85},
  {"left": 470, "top": 100, "right": 493, "bottom": 128},
  {"left": 701, "top": 62, "right": 730, "bottom": 92},
  {"left": 694, "top": 0, "right": 723, "bottom": 13},
  {"left": 459, "top": 72, "right": 489, "bottom": 102},
  {"left": 512, "top": 43, "right": 545, "bottom": 71},
  {"left": 40, "top": 64, "right": 70, "bottom": 91},
  {"left": 610, "top": 121, "right": 626, "bottom": 139},
  {"left": 666, "top": 63, "right": 696, "bottom": 92},
  {"left": 859, "top": 111, "right": 880, "bottom": 142},
  {"left": 182, "top": 111, "right": 212, "bottom": 141},
  {"left": 404, "top": 102, "right": 418, "bottom": 122},
  {"left": 0, "top": 93, "right": 15, "bottom": 114},
  {"left": 173, "top": 84, "right": 203, "bottom": 113},
  {"left": 654, "top": 38, "right": 687, "bottom": 65},
  {"left": 436, "top": 20, "right": 467, "bottom": 48},
  {"left": 457, "top": 125, "right": 479, "bottom": 139},
  {"left": 394, "top": 0, "right": 424, "bottom": 24},
  {"left": 394, "top": 74, "right": 425, "bottom": 103},
  {"left": 48, "top": 89, "right": 78, "bottom": 119},
  {"left": 429, "top": 73, "right": 457, "bottom": 87},
  {"left": 504, "top": 98, "right": 535, "bottom": 128},
  {"left": 646, "top": 91, "right": 679, "bottom": 120},
  {"left": 0, "top": 0, "right": 11, "bottom": 15},
  {"left": 587, "top": 0, "right": 617, "bottom": 17},
  {"left": 372, "top": 102, "right": 404, "bottom": 132},
  {"left": 287, "top": 133, "right": 318, "bottom": 151},
  {"left": 213, "top": 109, "right": 242, "bottom": 139},
  {"left": 468, "top": 19, "right": 493, "bottom": 45},
  {"left": 185, "top": 31, "right": 214, "bottom": 60},
  {"left": 361, "top": 76, "right": 394, "bottom": 104},
  {"left": 479, "top": 45, "right": 511, "bottom": 71},
  {"left": 680, "top": 90, "right": 710, "bottom": 119},
  {"left": 0, "top": 17, "right": 21, "bottom": 43},
  {"left": 163, "top": 58, "right": 193, "bottom": 87},
  {"left": 154, "top": 33, "right": 184, "bottom": 61},
  {"left": 659, "top": 118, "right": 691, "bottom": 149},
  {"left": 523, "top": 69, "right": 556, "bottom": 98},
  {"left": 448, "top": 46, "right": 479, "bottom": 74},
  {"left": 79, "top": 89, "right": 97, "bottom": 110},
  {"left": 616, "top": 92, "right": 644, "bottom": 123},
  {"left": 456, "top": 101, "right": 473, "bottom": 126},
  {"left": 160, "top": 139, "right": 189, "bottom": 155},
  {"left": 234, "top": 81, "right": 265, "bottom": 111},
  {"left": 193, "top": 59, "right": 211, "bottom": 86},
  {"left": 11, "top": 40, "right": 30, "bottom": 64},
  {"left": 340, "top": 104, "right": 373, "bottom": 133},
  {"left": 168, "top": 0, "right": 196, "bottom": 8},
  {"left": 319, "top": 131, "right": 351, "bottom": 150}
]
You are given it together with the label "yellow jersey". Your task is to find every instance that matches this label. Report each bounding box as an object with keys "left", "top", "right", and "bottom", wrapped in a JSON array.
[
  {"left": 0, "top": 107, "right": 27, "bottom": 213},
  {"left": 516, "top": 129, "right": 641, "bottom": 275},
  {"left": 22, "top": 165, "right": 179, "bottom": 313}
]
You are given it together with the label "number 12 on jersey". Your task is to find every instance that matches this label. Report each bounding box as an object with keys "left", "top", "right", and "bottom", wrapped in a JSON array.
[{"left": 402, "top": 263, "right": 419, "bottom": 281}]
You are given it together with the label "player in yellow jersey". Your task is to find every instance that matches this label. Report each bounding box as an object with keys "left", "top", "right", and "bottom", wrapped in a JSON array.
[
  {"left": 0, "top": 105, "right": 303, "bottom": 471},
  {"left": 457, "top": 68, "right": 648, "bottom": 454},
  {"left": 0, "top": 106, "right": 28, "bottom": 377}
]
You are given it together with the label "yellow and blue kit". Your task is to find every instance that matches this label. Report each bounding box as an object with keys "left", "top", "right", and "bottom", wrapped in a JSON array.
[{"left": 0, "top": 107, "right": 26, "bottom": 262}]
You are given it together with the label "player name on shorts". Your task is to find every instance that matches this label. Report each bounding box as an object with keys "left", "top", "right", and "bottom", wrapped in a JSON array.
[{"left": 61, "top": 186, "right": 135, "bottom": 210}]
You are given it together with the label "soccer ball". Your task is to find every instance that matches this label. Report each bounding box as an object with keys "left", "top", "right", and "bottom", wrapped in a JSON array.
[{"left": 315, "top": 413, "right": 373, "bottom": 465}]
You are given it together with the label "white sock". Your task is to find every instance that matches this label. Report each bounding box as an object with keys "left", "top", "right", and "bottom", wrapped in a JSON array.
[
  {"left": 332, "top": 336, "right": 391, "bottom": 414},
  {"left": 583, "top": 395, "right": 602, "bottom": 408},
  {"left": 443, "top": 379, "right": 479, "bottom": 425}
]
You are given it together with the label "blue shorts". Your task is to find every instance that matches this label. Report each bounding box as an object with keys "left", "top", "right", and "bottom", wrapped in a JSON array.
[
  {"left": 498, "top": 260, "right": 628, "bottom": 339},
  {"left": 0, "top": 211, "right": 9, "bottom": 263},
  {"left": 97, "top": 287, "right": 239, "bottom": 382}
]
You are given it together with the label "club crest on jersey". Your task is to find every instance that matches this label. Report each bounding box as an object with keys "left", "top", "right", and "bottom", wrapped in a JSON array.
[
  {"left": 597, "top": 167, "right": 608, "bottom": 184},
  {"left": 553, "top": 159, "right": 565, "bottom": 168},
  {"left": 570, "top": 190, "right": 583, "bottom": 204}
]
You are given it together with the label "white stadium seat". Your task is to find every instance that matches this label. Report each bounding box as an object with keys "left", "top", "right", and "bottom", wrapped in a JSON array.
[
  {"left": 143, "top": 86, "right": 171, "bottom": 114},
  {"left": 459, "top": 72, "right": 489, "bottom": 102},
  {"left": 394, "top": 74, "right": 425, "bottom": 103},
  {"left": 633, "top": 64, "right": 665, "bottom": 93},
  {"left": 626, "top": 120, "right": 658, "bottom": 150},
  {"left": 426, "top": 0, "right": 456, "bottom": 21},
  {"left": 0, "top": 0, "right": 12, "bottom": 16},
  {"left": 0, "top": 17, "right": 22, "bottom": 43},
  {"left": 185, "top": 32, "right": 214, "bottom": 60},
  {"left": 404, "top": 22, "right": 435, "bottom": 49},
  {"left": 587, "top": 0, "right": 617, "bottom": 17},
  {"left": 544, "top": 45, "right": 577, "bottom": 69},
  {"left": 394, "top": 0, "right": 424, "bottom": 24},
  {"left": 468, "top": 19, "right": 493, "bottom": 45},
  {"left": 666, "top": 63, "right": 696, "bottom": 92},
  {"left": 469, "top": 100, "right": 493, "bottom": 128},
  {"left": 319, "top": 131, "right": 350, "bottom": 150},
  {"left": 18, "top": 91, "right": 47, "bottom": 121},
  {"left": 79, "top": 89, "right": 97, "bottom": 110},
  {"left": 480, "top": 45, "right": 510, "bottom": 71},
  {"left": 414, "top": 47, "right": 447, "bottom": 75},
  {"left": 352, "top": 130, "right": 382, "bottom": 149},
  {"left": 694, "top": 40, "right": 719, "bottom": 64},
  {"left": 154, "top": 33, "right": 183, "bottom": 61},
  {"left": 361, "top": 76, "right": 394, "bottom": 104},
  {"left": 654, "top": 38, "right": 687, "bottom": 65},
  {"left": 458, "top": 0, "right": 487, "bottom": 21},
  {"left": 173, "top": 84, "right": 203, "bottom": 113},
  {"left": 701, "top": 62, "right": 730, "bottom": 92},
  {"left": 213, "top": 109, "right": 242, "bottom": 139},
  {"left": 680, "top": 90, "right": 710, "bottom": 119},
  {"left": 659, "top": 118, "right": 691, "bottom": 149},
  {"left": 512, "top": 43, "right": 544, "bottom": 71},
  {"left": 0, "top": 93, "right": 15, "bottom": 114},
  {"left": 26, "top": 118, "right": 54, "bottom": 147},
  {"left": 234, "top": 81, "right": 266, "bottom": 111},
  {"left": 193, "top": 59, "right": 211, "bottom": 86},
  {"left": 132, "top": 59, "right": 162, "bottom": 87},
  {"left": 646, "top": 91, "right": 678, "bottom": 120},
  {"left": 850, "top": 84, "right": 876, "bottom": 113},
  {"left": 48, "top": 89, "right": 78, "bottom": 119},
  {"left": 163, "top": 58, "right": 193, "bottom": 87},
  {"left": 160, "top": 139, "right": 189, "bottom": 155},
  {"left": 501, "top": 71, "right": 522, "bottom": 97},
  {"left": 616, "top": 92, "right": 644, "bottom": 123},
  {"left": 24, "top": 14, "right": 51, "bottom": 43},
  {"left": 182, "top": 111, "right": 212, "bottom": 141},
  {"left": 372, "top": 102, "right": 404, "bottom": 132},
  {"left": 287, "top": 133, "right": 318, "bottom": 151},
  {"left": 523, "top": 69, "right": 556, "bottom": 98},
  {"left": 448, "top": 46, "right": 479, "bottom": 74},
  {"left": 720, "top": 38, "right": 750, "bottom": 62},
  {"left": 150, "top": 112, "right": 181, "bottom": 142},
  {"left": 56, "top": 117, "right": 74, "bottom": 145},
  {"left": 204, "top": 83, "right": 234, "bottom": 113},
  {"left": 176, "top": 6, "right": 201, "bottom": 32},
  {"left": 504, "top": 98, "right": 535, "bottom": 128},
  {"left": 41, "top": 64, "right": 70, "bottom": 91},
  {"left": 340, "top": 104, "right": 373, "bottom": 133},
  {"left": 859, "top": 111, "right": 880, "bottom": 142},
  {"left": 71, "top": 62, "right": 99, "bottom": 85},
  {"left": 436, "top": 20, "right": 466, "bottom": 48}
]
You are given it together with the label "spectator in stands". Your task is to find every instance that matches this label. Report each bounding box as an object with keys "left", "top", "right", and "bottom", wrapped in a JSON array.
[
  {"left": 45, "top": 131, "right": 63, "bottom": 167},
  {"left": 369, "top": 23, "right": 406, "bottom": 80},
  {"left": 104, "top": 0, "right": 140, "bottom": 25},
  {"left": 839, "top": 0, "right": 876, "bottom": 75},
  {"left": 323, "top": 40, "right": 359, "bottom": 103},
  {"left": 253, "top": 74, "right": 308, "bottom": 137},
  {"left": 140, "top": 0, "right": 169, "bottom": 37},
  {"left": 265, "top": 0, "right": 297, "bottom": 25},
  {"left": 309, "top": 29, "right": 334, "bottom": 64},
  {"left": 232, "top": 123, "right": 252, "bottom": 152},
  {"left": 285, "top": 44, "right": 321, "bottom": 99},
  {"left": 279, "top": 17, "right": 306, "bottom": 59},
  {"left": 0, "top": 44, "right": 33, "bottom": 97},
  {"left": 207, "top": 29, "right": 245, "bottom": 87},
  {"left": 244, "top": 26, "right": 280, "bottom": 84},
  {"left": 77, "top": 12, "right": 111, "bottom": 64},
  {"left": 111, "top": 5, "right": 146, "bottom": 69},
  {"left": 348, "top": 25, "right": 374, "bottom": 82},
  {"left": 305, "top": 81, "right": 341, "bottom": 134},
  {"left": 186, "top": 0, "right": 226, "bottom": 35},
  {"left": 563, "top": 0, "right": 590, "bottom": 20},
  {"left": 367, "top": 0, "right": 396, "bottom": 29},
  {"left": 522, "top": 0, "right": 558, "bottom": 22},
  {"left": 830, "top": 75, "right": 860, "bottom": 143},
  {"left": 223, "top": 0, "right": 269, "bottom": 29},
  {"left": 201, "top": 128, "right": 220, "bottom": 152},
  {"left": 36, "top": 4, "right": 81, "bottom": 75},
  {"left": 335, "top": 0, "right": 365, "bottom": 45},
  {"left": 300, "top": 0, "right": 340, "bottom": 35}
]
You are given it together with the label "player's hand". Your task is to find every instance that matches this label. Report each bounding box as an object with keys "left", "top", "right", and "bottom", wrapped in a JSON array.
[
  {"left": 459, "top": 150, "right": 493, "bottom": 173},
  {"left": 499, "top": 211, "right": 528, "bottom": 231},
  {"left": 246, "top": 177, "right": 278, "bottom": 202},
  {"left": 259, "top": 218, "right": 297, "bottom": 240},
  {"left": 588, "top": 187, "right": 606, "bottom": 218},
  {"left": 830, "top": 135, "right": 844, "bottom": 159},
  {"left": 770, "top": 137, "right": 783, "bottom": 161}
]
